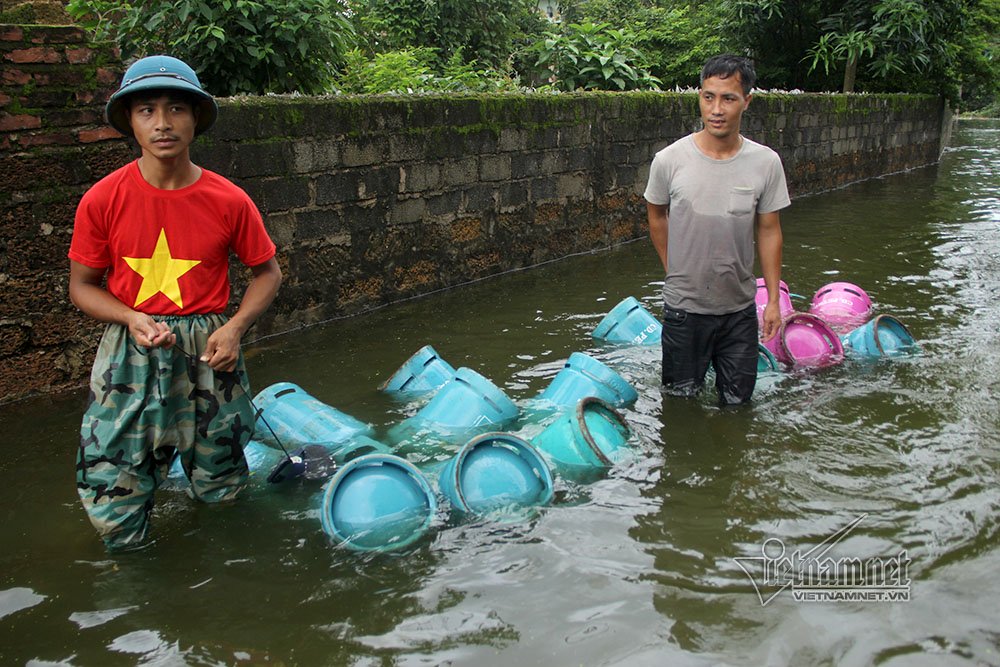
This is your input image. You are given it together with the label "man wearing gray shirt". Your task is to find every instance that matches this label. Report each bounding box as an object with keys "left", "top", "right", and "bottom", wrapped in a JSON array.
[{"left": 644, "top": 55, "right": 789, "bottom": 405}]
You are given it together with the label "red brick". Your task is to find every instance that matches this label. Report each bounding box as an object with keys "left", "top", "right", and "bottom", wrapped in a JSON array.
[
  {"left": 66, "top": 48, "right": 94, "bottom": 65},
  {"left": 0, "top": 113, "right": 42, "bottom": 131},
  {"left": 2, "top": 68, "right": 32, "bottom": 86},
  {"left": 0, "top": 27, "right": 24, "bottom": 42},
  {"left": 16, "top": 131, "right": 77, "bottom": 147},
  {"left": 7, "top": 47, "right": 61, "bottom": 65},
  {"left": 96, "top": 67, "right": 119, "bottom": 85},
  {"left": 28, "top": 27, "right": 86, "bottom": 45},
  {"left": 78, "top": 127, "right": 123, "bottom": 143},
  {"left": 0, "top": 93, "right": 10, "bottom": 107}
]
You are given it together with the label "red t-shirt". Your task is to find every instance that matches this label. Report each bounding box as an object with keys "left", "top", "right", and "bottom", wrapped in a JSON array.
[{"left": 69, "top": 161, "right": 276, "bottom": 315}]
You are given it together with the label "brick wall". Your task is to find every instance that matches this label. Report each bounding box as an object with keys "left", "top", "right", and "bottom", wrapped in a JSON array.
[{"left": 0, "top": 25, "right": 949, "bottom": 403}]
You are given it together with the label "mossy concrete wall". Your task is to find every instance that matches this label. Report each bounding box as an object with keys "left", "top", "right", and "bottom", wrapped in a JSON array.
[{"left": 0, "top": 24, "right": 949, "bottom": 402}]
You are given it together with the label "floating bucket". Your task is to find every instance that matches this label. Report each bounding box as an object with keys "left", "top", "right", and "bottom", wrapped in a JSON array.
[
  {"left": 842, "top": 314, "right": 916, "bottom": 357},
  {"left": 379, "top": 344, "right": 456, "bottom": 397},
  {"left": 531, "top": 397, "right": 631, "bottom": 478},
  {"left": 397, "top": 367, "right": 519, "bottom": 433},
  {"left": 809, "top": 282, "right": 873, "bottom": 332},
  {"left": 777, "top": 313, "right": 844, "bottom": 367},
  {"left": 319, "top": 454, "right": 437, "bottom": 553},
  {"left": 757, "top": 342, "right": 780, "bottom": 373},
  {"left": 252, "top": 382, "right": 374, "bottom": 452},
  {"left": 438, "top": 433, "right": 554, "bottom": 515},
  {"left": 755, "top": 278, "right": 794, "bottom": 327},
  {"left": 592, "top": 296, "right": 663, "bottom": 345},
  {"left": 537, "top": 352, "right": 638, "bottom": 408}
]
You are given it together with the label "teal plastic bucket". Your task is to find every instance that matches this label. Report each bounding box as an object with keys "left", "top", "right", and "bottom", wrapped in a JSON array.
[
  {"left": 537, "top": 352, "right": 638, "bottom": 408},
  {"left": 438, "top": 433, "right": 554, "bottom": 515},
  {"left": 842, "top": 314, "right": 916, "bottom": 357},
  {"left": 757, "top": 342, "right": 780, "bottom": 373},
  {"left": 531, "top": 397, "right": 631, "bottom": 476},
  {"left": 252, "top": 382, "right": 374, "bottom": 450},
  {"left": 592, "top": 296, "right": 662, "bottom": 345},
  {"left": 379, "top": 344, "right": 457, "bottom": 397},
  {"left": 398, "top": 367, "right": 519, "bottom": 433},
  {"left": 320, "top": 454, "right": 437, "bottom": 553}
]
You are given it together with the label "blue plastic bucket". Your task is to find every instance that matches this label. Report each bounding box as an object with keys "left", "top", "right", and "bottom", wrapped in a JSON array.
[
  {"left": 537, "top": 352, "right": 638, "bottom": 408},
  {"left": 592, "top": 296, "right": 663, "bottom": 345},
  {"left": 757, "top": 342, "right": 780, "bottom": 373},
  {"left": 531, "top": 397, "right": 631, "bottom": 477},
  {"left": 379, "top": 344, "right": 457, "bottom": 396},
  {"left": 438, "top": 433, "right": 554, "bottom": 515},
  {"left": 320, "top": 454, "right": 437, "bottom": 553},
  {"left": 400, "top": 367, "right": 519, "bottom": 432},
  {"left": 252, "top": 382, "right": 374, "bottom": 449},
  {"left": 842, "top": 314, "right": 916, "bottom": 357}
]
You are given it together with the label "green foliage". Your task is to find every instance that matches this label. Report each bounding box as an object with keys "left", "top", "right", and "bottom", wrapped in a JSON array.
[
  {"left": 525, "top": 21, "right": 661, "bottom": 91},
  {"left": 722, "top": 0, "right": 999, "bottom": 105},
  {"left": 67, "top": 0, "right": 355, "bottom": 96},
  {"left": 335, "top": 47, "right": 523, "bottom": 94},
  {"left": 559, "top": 0, "right": 722, "bottom": 89},
  {"left": 348, "top": 0, "right": 544, "bottom": 68}
]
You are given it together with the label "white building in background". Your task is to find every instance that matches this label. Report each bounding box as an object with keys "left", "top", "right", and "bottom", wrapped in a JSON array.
[{"left": 538, "top": 0, "right": 560, "bottom": 21}]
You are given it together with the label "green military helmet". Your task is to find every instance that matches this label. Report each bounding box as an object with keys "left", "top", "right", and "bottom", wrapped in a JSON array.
[{"left": 105, "top": 55, "right": 218, "bottom": 137}]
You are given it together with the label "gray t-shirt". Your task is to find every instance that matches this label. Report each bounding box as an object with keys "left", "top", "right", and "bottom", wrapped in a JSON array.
[{"left": 643, "top": 134, "right": 790, "bottom": 314}]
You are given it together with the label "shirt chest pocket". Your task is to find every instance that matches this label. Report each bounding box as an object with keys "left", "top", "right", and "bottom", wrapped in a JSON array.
[{"left": 726, "top": 187, "right": 757, "bottom": 216}]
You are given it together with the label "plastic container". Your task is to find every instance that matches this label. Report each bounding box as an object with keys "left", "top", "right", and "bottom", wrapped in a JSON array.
[
  {"left": 809, "top": 282, "right": 873, "bottom": 333},
  {"left": 755, "top": 278, "right": 795, "bottom": 327},
  {"left": 379, "top": 344, "right": 456, "bottom": 397},
  {"left": 390, "top": 367, "right": 520, "bottom": 444},
  {"left": 777, "top": 313, "right": 845, "bottom": 367},
  {"left": 537, "top": 352, "right": 638, "bottom": 408},
  {"left": 842, "top": 314, "right": 916, "bottom": 357},
  {"left": 319, "top": 454, "right": 437, "bottom": 553},
  {"left": 592, "top": 296, "right": 663, "bottom": 345},
  {"left": 531, "top": 397, "right": 631, "bottom": 479},
  {"left": 438, "top": 433, "right": 554, "bottom": 515},
  {"left": 252, "top": 382, "right": 374, "bottom": 449}
]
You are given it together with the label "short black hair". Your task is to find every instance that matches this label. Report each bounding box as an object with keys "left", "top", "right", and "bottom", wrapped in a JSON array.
[
  {"left": 700, "top": 55, "right": 756, "bottom": 96},
  {"left": 124, "top": 87, "right": 202, "bottom": 109}
]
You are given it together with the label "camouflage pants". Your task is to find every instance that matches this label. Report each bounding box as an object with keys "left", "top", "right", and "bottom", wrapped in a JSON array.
[{"left": 76, "top": 314, "right": 253, "bottom": 550}]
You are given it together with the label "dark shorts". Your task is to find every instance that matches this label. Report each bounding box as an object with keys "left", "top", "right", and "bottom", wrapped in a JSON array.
[{"left": 660, "top": 303, "right": 759, "bottom": 405}]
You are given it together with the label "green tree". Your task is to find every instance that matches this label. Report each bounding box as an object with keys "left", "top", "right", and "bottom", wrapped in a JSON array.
[
  {"left": 67, "top": 0, "right": 355, "bottom": 96},
  {"left": 558, "top": 0, "right": 723, "bottom": 88},
  {"left": 348, "top": 0, "right": 545, "bottom": 68}
]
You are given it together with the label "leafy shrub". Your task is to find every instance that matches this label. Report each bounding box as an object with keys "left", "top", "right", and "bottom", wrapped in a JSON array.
[
  {"left": 67, "top": 0, "right": 355, "bottom": 96},
  {"left": 525, "top": 22, "right": 661, "bottom": 91},
  {"left": 335, "top": 48, "right": 523, "bottom": 94}
]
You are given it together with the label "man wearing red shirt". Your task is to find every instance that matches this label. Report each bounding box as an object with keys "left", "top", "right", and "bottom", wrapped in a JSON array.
[{"left": 69, "top": 55, "right": 282, "bottom": 550}]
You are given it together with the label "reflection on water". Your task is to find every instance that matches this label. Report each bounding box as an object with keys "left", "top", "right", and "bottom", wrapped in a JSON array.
[{"left": 1, "top": 120, "right": 998, "bottom": 666}]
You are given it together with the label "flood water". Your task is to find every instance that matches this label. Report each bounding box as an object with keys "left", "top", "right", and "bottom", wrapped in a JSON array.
[{"left": 2, "top": 119, "right": 998, "bottom": 666}]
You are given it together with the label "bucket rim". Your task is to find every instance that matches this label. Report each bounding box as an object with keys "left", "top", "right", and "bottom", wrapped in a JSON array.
[
  {"left": 779, "top": 312, "right": 845, "bottom": 363},
  {"left": 871, "top": 314, "right": 915, "bottom": 354},
  {"left": 444, "top": 432, "right": 554, "bottom": 512},
  {"left": 320, "top": 453, "right": 436, "bottom": 552},
  {"left": 571, "top": 396, "right": 630, "bottom": 466}
]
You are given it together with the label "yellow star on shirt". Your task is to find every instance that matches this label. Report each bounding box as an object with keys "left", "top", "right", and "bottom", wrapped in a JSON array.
[{"left": 123, "top": 228, "right": 201, "bottom": 309}]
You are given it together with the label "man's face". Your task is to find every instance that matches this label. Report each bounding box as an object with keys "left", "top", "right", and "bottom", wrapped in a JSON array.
[
  {"left": 127, "top": 94, "right": 197, "bottom": 160},
  {"left": 698, "top": 74, "right": 752, "bottom": 140}
]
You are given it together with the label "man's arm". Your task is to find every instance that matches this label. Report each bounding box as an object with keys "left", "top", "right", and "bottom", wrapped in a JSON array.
[
  {"left": 755, "top": 210, "right": 783, "bottom": 342},
  {"left": 647, "top": 202, "right": 669, "bottom": 273},
  {"left": 69, "top": 260, "right": 175, "bottom": 348},
  {"left": 200, "top": 257, "right": 282, "bottom": 372}
]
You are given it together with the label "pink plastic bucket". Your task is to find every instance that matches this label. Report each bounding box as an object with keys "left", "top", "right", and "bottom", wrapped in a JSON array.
[
  {"left": 808, "top": 282, "right": 872, "bottom": 333},
  {"left": 755, "top": 278, "right": 794, "bottom": 328},
  {"left": 777, "top": 313, "right": 844, "bottom": 367}
]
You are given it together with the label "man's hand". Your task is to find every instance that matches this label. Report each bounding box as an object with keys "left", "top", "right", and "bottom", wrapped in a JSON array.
[
  {"left": 200, "top": 320, "right": 243, "bottom": 372},
  {"left": 127, "top": 312, "right": 176, "bottom": 349},
  {"left": 760, "top": 301, "right": 781, "bottom": 342}
]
